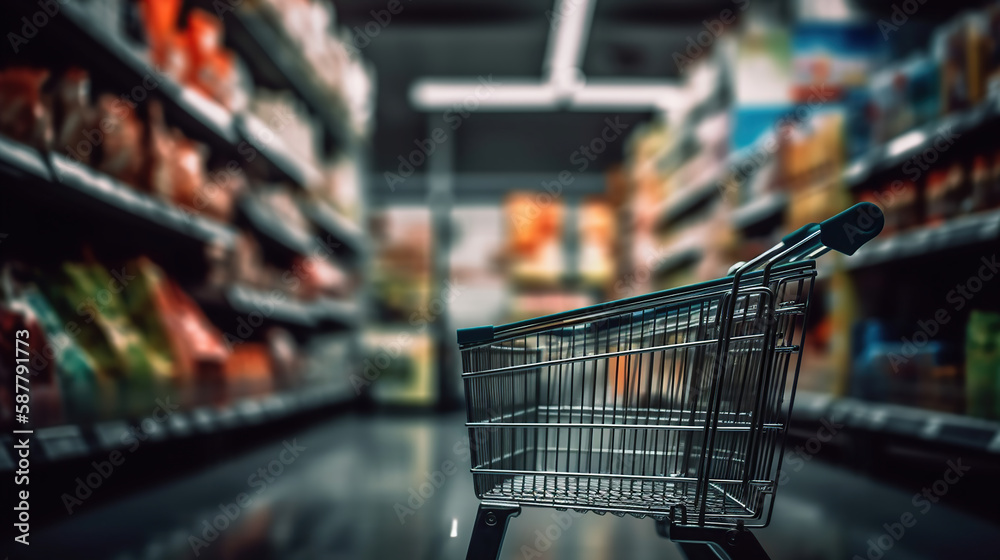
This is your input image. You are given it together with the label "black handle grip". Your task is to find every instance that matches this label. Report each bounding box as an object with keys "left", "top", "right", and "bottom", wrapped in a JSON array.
[{"left": 817, "top": 202, "right": 885, "bottom": 256}]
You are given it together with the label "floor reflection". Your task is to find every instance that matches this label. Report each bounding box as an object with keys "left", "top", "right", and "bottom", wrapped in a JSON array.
[{"left": 25, "top": 412, "right": 1000, "bottom": 560}]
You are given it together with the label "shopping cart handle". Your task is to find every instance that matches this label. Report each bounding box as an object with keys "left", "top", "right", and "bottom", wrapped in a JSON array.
[{"left": 782, "top": 202, "right": 884, "bottom": 257}]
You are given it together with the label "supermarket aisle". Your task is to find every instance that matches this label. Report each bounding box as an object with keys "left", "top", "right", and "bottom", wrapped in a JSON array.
[{"left": 23, "top": 413, "right": 999, "bottom": 560}]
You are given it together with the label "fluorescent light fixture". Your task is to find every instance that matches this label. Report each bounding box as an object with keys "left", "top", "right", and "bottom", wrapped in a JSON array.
[
  {"left": 450, "top": 518, "right": 458, "bottom": 538},
  {"left": 410, "top": 78, "right": 560, "bottom": 111},
  {"left": 570, "top": 81, "right": 686, "bottom": 111},
  {"left": 408, "top": 0, "right": 696, "bottom": 114},
  {"left": 543, "top": 0, "right": 595, "bottom": 84},
  {"left": 411, "top": 79, "right": 686, "bottom": 112}
]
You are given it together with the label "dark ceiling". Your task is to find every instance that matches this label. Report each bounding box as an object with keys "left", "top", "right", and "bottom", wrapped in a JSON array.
[{"left": 333, "top": 0, "right": 745, "bottom": 198}]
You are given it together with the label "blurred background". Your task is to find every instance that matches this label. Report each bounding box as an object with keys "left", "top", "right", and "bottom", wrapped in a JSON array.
[{"left": 1, "top": 0, "right": 1000, "bottom": 558}]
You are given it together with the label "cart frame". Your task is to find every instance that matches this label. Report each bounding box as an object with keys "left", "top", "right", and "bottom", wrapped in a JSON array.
[{"left": 458, "top": 203, "right": 883, "bottom": 559}]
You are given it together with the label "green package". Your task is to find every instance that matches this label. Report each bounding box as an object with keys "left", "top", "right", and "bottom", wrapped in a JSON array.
[
  {"left": 965, "top": 310, "right": 1000, "bottom": 419},
  {"left": 21, "top": 287, "right": 106, "bottom": 423}
]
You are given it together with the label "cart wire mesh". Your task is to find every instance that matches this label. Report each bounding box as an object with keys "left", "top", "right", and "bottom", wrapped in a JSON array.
[{"left": 459, "top": 262, "right": 816, "bottom": 528}]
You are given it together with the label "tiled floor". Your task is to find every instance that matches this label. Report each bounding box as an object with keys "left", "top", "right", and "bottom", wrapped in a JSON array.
[{"left": 22, "top": 412, "right": 999, "bottom": 559}]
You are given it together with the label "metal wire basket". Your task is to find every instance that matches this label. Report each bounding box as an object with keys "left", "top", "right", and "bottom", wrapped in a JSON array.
[{"left": 458, "top": 203, "right": 884, "bottom": 560}]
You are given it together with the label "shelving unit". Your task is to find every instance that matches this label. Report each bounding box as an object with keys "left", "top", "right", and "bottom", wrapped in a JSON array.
[
  {"left": 0, "top": 0, "right": 372, "bottom": 526},
  {"left": 301, "top": 202, "right": 367, "bottom": 256},
  {"left": 654, "top": 170, "right": 721, "bottom": 230},
  {"left": 41, "top": 0, "right": 240, "bottom": 150},
  {"left": 238, "top": 195, "right": 317, "bottom": 256},
  {"left": 224, "top": 285, "right": 359, "bottom": 328},
  {"left": 844, "top": 209, "right": 1000, "bottom": 271},
  {"left": 187, "top": 0, "right": 354, "bottom": 152},
  {"left": 843, "top": 93, "right": 1000, "bottom": 191},
  {"left": 791, "top": 391, "right": 1000, "bottom": 455},
  {"left": 0, "top": 135, "right": 237, "bottom": 249},
  {"left": 236, "top": 113, "right": 325, "bottom": 188},
  {"left": 731, "top": 191, "right": 788, "bottom": 232},
  {"left": 629, "top": 6, "right": 1000, "bottom": 446}
]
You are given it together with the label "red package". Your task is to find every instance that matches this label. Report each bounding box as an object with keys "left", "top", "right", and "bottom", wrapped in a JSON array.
[{"left": 0, "top": 67, "right": 52, "bottom": 150}]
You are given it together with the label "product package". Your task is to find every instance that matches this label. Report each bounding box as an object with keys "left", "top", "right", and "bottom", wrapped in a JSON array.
[
  {"left": 966, "top": 310, "right": 1000, "bottom": 419},
  {"left": 0, "top": 67, "right": 52, "bottom": 150},
  {"left": 20, "top": 287, "right": 107, "bottom": 423},
  {"left": 53, "top": 68, "right": 98, "bottom": 165}
]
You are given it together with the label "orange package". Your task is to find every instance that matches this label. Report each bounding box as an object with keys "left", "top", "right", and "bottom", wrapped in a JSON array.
[
  {"left": 139, "top": 0, "right": 187, "bottom": 82},
  {"left": 223, "top": 343, "right": 273, "bottom": 401}
]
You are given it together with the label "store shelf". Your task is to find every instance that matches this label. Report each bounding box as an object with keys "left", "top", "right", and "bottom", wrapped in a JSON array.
[
  {"left": 842, "top": 209, "right": 1000, "bottom": 271},
  {"left": 0, "top": 385, "right": 355, "bottom": 468},
  {"left": 236, "top": 113, "right": 324, "bottom": 189},
  {"left": 653, "top": 246, "right": 702, "bottom": 277},
  {"left": 301, "top": 202, "right": 367, "bottom": 256},
  {"left": 46, "top": 0, "right": 239, "bottom": 149},
  {"left": 655, "top": 172, "right": 721, "bottom": 230},
  {"left": 791, "top": 391, "right": 1000, "bottom": 454},
  {"left": 843, "top": 94, "right": 1000, "bottom": 191},
  {"left": 239, "top": 195, "right": 316, "bottom": 257},
  {"left": 11, "top": 1, "right": 328, "bottom": 191},
  {"left": 0, "top": 135, "right": 51, "bottom": 182},
  {"left": 225, "top": 285, "right": 360, "bottom": 329},
  {"left": 655, "top": 145, "right": 767, "bottom": 230},
  {"left": 1, "top": 134, "right": 236, "bottom": 248},
  {"left": 47, "top": 153, "right": 237, "bottom": 248},
  {"left": 732, "top": 191, "right": 788, "bottom": 232},
  {"left": 310, "top": 297, "right": 362, "bottom": 328}
]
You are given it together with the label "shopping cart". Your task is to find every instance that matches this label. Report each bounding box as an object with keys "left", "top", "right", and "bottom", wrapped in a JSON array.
[{"left": 457, "top": 203, "right": 884, "bottom": 560}]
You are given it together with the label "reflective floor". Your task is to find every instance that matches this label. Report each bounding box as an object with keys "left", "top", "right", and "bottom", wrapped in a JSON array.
[{"left": 22, "top": 412, "right": 999, "bottom": 560}]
